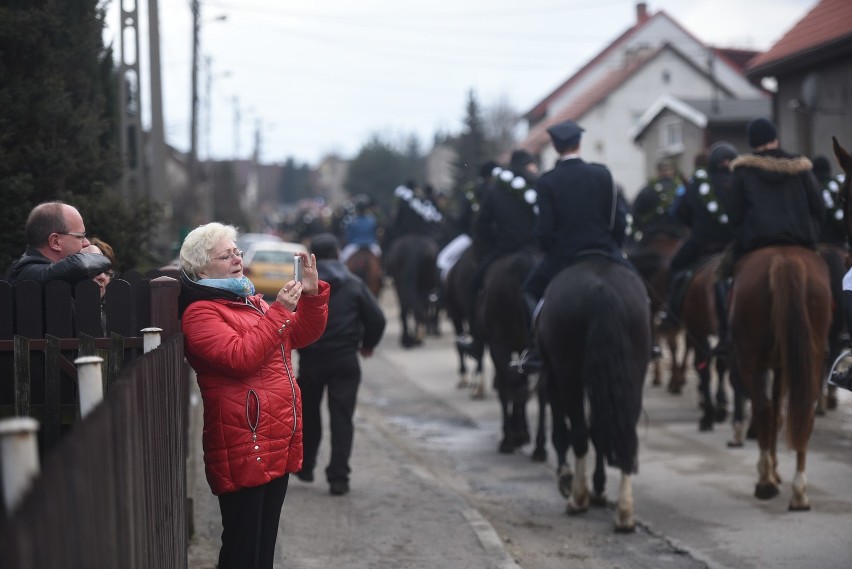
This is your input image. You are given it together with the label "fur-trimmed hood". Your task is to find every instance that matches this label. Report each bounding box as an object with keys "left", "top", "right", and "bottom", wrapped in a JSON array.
[{"left": 730, "top": 150, "right": 813, "bottom": 182}]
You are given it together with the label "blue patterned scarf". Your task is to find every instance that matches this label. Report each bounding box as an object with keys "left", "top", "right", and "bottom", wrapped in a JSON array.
[{"left": 196, "top": 275, "right": 256, "bottom": 298}]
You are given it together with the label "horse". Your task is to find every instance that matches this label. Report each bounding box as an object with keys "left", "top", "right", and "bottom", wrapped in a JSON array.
[
  {"left": 443, "top": 245, "right": 486, "bottom": 398},
  {"left": 625, "top": 233, "right": 688, "bottom": 392},
  {"left": 346, "top": 246, "right": 384, "bottom": 298},
  {"left": 728, "top": 245, "right": 831, "bottom": 509},
  {"left": 675, "top": 254, "right": 736, "bottom": 432},
  {"left": 817, "top": 242, "right": 847, "bottom": 413},
  {"left": 385, "top": 234, "right": 440, "bottom": 348},
  {"left": 537, "top": 256, "right": 650, "bottom": 532},
  {"left": 479, "top": 250, "right": 548, "bottom": 460}
]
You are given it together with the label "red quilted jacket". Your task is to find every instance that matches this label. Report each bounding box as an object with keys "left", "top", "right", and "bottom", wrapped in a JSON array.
[{"left": 182, "top": 280, "right": 330, "bottom": 495}]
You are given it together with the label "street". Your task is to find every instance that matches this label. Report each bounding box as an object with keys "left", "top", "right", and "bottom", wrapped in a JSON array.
[{"left": 189, "top": 289, "right": 852, "bottom": 569}]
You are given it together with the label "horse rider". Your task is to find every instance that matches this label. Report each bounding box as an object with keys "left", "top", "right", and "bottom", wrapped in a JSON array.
[
  {"left": 456, "top": 150, "right": 539, "bottom": 357},
  {"left": 340, "top": 198, "right": 382, "bottom": 264},
  {"left": 725, "top": 117, "right": 823, "bottom": 272},
  {"left": 436, "top": 160, "right": 498, "bottom": 284},
  {"left": 512, "top": 119, "right": 630, "bottom": 373},
  {"left": 386, "top": 180, "right": 443, "bottom": 248},
  {"left": 812, "top": 155, "right": 848, "bottom": 249},
  {"left": 661, "top": 142, "right": 738, "bottom": 343},
  {"left": 629, "top": 158, "right": 687, "bottom": 244}
]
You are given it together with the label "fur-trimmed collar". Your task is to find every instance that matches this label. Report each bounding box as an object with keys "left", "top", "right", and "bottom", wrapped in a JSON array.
[{"left": 730, "top": 153, "right": 813, "bottom": 175}]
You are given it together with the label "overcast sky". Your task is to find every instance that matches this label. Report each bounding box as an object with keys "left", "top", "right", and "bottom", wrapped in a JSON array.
[{"left": 104, "top": 0, "right": 816, "bottom": 165}]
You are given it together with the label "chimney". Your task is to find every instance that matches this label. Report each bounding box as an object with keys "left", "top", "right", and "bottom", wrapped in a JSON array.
[{"left": 636, "top": 2, "right": 649, "bottom": 24}]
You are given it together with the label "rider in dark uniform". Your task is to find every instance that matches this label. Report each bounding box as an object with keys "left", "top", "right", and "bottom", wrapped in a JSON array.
[
  {"left": 456, "top": 151, "right": 539, "bottom": 356},
  {"left": 512, "top": 119, "right": 630, "bottom": 372},
  {"left": 630, "top": 159, "right": 687, "bottom": 243},
  {"left": 662, "top": 142, "right": 738, "bottom": 338}
]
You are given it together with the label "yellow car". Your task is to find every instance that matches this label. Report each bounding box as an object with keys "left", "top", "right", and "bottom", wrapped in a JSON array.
[{"left": 242, "top": 241, "right": 308, "bottom": 298}]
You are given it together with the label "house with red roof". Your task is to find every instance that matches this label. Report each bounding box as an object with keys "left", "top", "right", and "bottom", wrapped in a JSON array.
[
  {"left": 519, "top": 2, "right": 766, "bottom": 200},
  {"left": 745, "top": 0, "right": 852, "bottom": 162}
]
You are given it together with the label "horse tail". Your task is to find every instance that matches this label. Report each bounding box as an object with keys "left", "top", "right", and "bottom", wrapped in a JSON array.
[
  {"left": 768, "top": 254, "right": 815, "bottom": 451},
  {"left": 583, "top": 281, "right": 642, "bottom": 474}
]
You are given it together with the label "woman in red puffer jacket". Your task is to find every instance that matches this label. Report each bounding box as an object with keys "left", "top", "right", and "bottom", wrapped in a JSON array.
[{"left": 179, "top": 222, "right": 329, "bottom": 569}]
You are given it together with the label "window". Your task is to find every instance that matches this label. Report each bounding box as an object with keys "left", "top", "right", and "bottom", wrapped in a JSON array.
[{"left": 661, "top": 120, "right": 683, "bottom": 152}]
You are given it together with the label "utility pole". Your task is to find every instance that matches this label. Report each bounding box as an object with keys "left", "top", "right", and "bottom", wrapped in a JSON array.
[
  {"left": 188, "top": 0, "right": 200, "bottom": 224},
  {"left": 117, "top": 0, "right": 147, "bottom": 201},
  {"left": 148, "top": 0, "right": 166, "bottom": 203}
]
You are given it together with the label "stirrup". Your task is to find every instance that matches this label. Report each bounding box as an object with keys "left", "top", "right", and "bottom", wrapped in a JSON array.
[
  {"left": 827, "top": 349, "right": 852, "bottom": 389},
  {"left": 509, "top": 349, "right": 541, "bottom": 374}
]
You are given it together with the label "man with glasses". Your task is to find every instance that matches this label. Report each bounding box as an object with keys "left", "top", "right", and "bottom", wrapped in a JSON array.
[{"left": 6, "top": 201, "right": 112, "bottom": 284}]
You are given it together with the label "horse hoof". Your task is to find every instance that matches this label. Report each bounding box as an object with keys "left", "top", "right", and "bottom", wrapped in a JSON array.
[
  {"left": 613, "top": 520, "right": 636, "bottom": 534},
  {"left": 469, "top": 386, "right": 485, "bottom": 400},
  {"left": 699, "top": 417, "right": 714, "bottom": 432},
  {"left": 565, "top": 500, "right": 588, "bottom": 516},
  {"left": 531, "top": 448, "right": 547, "bottom": 462},
  {"left": 788, "top": 501, "right": 811, "bottom": 512},
  {"left": 557, "top": 468, "right": 573, "bottom": 498},
  {"left": 591, "top": 493, "right": 608, "bottom": 507},
  {"left": 827, "top": 394, "right": 838, "bottom": 410},
  {"left": 754, "top": 483, "right": 780, "bottom": 500},
  {"left": 815, "top": 406, "right": 826, "bottom": 417},
  {"left": 714, "top": 408, "right": 728, "bottom": 423},
  {"left": 667, "top": 383, "right": 683, "bottom": 395},
  {"left": 726, "top": 440, "right": 744, "bottom": 448},
  {"left": 498, "top": 439, "right": 515, "bottom": 454}
]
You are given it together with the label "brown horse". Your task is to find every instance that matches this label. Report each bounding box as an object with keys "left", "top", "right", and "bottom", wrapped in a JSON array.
[
  {"left": 728, "top": 245, "right": 831, "bottom": 508},
  {"left": 676, "top": 254, "right": 736, "bottom": 432},
  {"left": 346, "top": 247, "right": 383, "bottom": 298}
]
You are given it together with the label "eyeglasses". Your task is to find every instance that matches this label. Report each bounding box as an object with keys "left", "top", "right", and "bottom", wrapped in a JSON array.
[
  {"left": 213, "top": 250, "right": 244, "bottom": 262},
  {"left": 59, "top": 231, "right": 87, "bottom": 240}
]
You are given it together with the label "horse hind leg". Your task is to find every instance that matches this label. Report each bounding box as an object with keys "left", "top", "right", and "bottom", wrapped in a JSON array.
[
  {"left": 755, "top": 449, "right": 780, "bottom": 500},
  {"left": 566, "top": 455, "right": 590, "bottom": 515},
  {"left": 613, "top": 473, "right": 636, "bottom": 533},
  {"left": 590, "top": 449, "right": 607, "bottom": 507},
  {"left": 789, "top": 451, "right": 810, "bottom": 511}
]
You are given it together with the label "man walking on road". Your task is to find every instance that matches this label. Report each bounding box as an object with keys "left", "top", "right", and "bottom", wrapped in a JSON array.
[{"left": 297, "top": 233, "right": 386, "bottom": 496}]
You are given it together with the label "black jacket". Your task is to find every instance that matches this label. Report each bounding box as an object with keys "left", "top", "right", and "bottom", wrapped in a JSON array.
[
  {"left": 675, "top": 168, "right": 735, "bottom": 248},
  {"left": 728, "top": 149, "right": 824, "bottom": 255},
  {"left": 473, "top": 174, "right": 537, "bottom": 258},
  {"left": 630, "top": 176, "right": 686, "bottom": 239},
  {"left": 5, "top": 247, "right": 112, "bottom": 285},
  {"left": 298, "top": 260, "right": 385, "bottom": 364},
  {"left": 534, "top": 158, "right": 626, "bottom": 262}
]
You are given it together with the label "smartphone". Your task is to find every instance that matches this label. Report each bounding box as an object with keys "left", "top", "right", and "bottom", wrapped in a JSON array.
[{"left": 294, "top": 255, "right": 303, "bottom": 282}]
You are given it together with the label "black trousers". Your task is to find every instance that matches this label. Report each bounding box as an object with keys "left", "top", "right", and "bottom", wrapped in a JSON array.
[
  {"left": 298, "top": 353, "right": 361, "bottom": 483},
  {"left": 217, "top": 474, "right": 289, "bottom": 569}
]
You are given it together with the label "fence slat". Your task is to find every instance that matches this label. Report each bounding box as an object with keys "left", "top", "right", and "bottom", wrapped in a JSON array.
[
  {"left": 44, "top": 282, "right": 73, "bottom": 338},
  {"left": 43, "top": 335, "right": 62, "bottom": 450},
  {"left": 13, "top": 337, "right": 30, "bottom": 417}
]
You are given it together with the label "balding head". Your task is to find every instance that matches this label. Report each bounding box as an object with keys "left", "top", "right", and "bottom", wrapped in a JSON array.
[{"left": 26, "top": 201, "right": 90, "bottom": 261}]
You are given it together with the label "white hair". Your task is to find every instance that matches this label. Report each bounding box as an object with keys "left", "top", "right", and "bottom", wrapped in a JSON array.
[{"left": 179, "top": 222, "right": 238, "bottom": 279}]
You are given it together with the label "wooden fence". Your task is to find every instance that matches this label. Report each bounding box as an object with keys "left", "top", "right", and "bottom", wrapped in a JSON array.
[{"left": 0, "top": 272, "right": 189, "bottom": 568}]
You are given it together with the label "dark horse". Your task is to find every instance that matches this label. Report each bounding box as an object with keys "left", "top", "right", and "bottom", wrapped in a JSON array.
[
  {"left": 729, "top": 246, "right": 831, "bottom": 509},
  {"left": 346, "top": 247, "right": 384, "bottom": 298},
  {"left": 479, "top": 251, "right": 547, "bottom": 460},
  {"left": 817, "top": 243, "right": 847, "bottom": 413},
  {"left": 537, "top": 256, "right": 650, "bottom": 532},
  {"left": 626, "top": 234, "right": 688, "bottom": 392},
  {"left": 385, "top": 235, "right": 440, "bottom": 348},
  {"left": 444, "top": 245, "right": 486, "bottom": 398},
  {"left": 676, "top": 254, "right": 735, "bottom": 432}
]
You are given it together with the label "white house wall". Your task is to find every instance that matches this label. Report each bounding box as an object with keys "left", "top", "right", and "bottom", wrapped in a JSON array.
[
  {"left": 541, "top": 49, "right": 736, "bottom": 201},
  {"left": 544, "top": 13, "right": 761, "bottom": 122}
]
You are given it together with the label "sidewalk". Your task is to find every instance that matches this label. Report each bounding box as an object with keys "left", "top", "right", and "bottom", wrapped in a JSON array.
[{"left": 185, "top": 360, "right": 520, "bottom": 569}]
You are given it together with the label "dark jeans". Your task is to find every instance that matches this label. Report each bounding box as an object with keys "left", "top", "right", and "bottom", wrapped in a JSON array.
[
  {"left": 217, "top": 474, "right": 289, "bottom": 569},
  {"left": 298, "top": 353, "right": 361, "bottom": 483}
]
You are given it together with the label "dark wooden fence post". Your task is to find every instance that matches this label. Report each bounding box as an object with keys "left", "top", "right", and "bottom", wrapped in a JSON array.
[{"left": 149, "top": 277, "right": 180, "bottom": 341}]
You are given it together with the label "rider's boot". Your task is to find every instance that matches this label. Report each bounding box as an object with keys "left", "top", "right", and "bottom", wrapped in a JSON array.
[
  {"left": 829, "top": 290, "right": 852, "bottom": 391},
  {"left": 509, "top": 292, "right": 543, "bottom": 373},
  {"left": 711, "top": 278, "right": 731, "bottom": 357}
]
